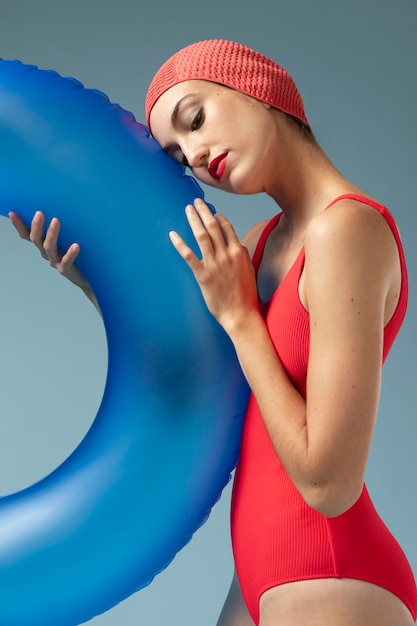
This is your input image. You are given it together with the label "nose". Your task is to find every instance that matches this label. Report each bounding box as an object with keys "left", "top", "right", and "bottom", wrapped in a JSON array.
[{"left": 182, "top": 137, "right": 208, "bottom": 169}]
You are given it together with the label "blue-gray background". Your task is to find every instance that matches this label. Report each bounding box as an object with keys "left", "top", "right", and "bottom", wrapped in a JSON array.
[{"left": 0, "top": 1, "right": 415, "bottom": 624}]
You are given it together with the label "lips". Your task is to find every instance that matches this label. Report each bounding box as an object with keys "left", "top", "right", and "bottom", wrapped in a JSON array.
[{"left": 208, "top": 153, "right": 228, "bottom": 180}]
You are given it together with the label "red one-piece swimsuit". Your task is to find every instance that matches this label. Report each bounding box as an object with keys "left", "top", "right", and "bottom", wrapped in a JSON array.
[{"left": 231, "top": 194, "right": 417, "bottom": 625}]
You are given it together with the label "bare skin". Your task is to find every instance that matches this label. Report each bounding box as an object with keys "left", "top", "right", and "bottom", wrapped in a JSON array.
[
  {"left": 8, "top": 210, "right": 100, "bottom": 311},
  {"left": 10, "top": 79, "right": 415, "bottom": 625},
  {"left": 217, "top": 571, "right": 414, "bottom": 626},
  {"left": 259, "top": 578, "right": 415, "bottom": 626}
]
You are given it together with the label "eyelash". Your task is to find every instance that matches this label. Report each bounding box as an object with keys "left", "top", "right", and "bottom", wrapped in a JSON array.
[{"left": 190, "top": 109, "right": 203, "bottom": 131}]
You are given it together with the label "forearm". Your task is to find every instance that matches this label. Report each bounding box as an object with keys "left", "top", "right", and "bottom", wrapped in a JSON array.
[
  {"left": 226, "top": 308, "right": 368, "bottom": 516},
  {"left": 225, "top": 311, "right": 312, "bottom": 491}
]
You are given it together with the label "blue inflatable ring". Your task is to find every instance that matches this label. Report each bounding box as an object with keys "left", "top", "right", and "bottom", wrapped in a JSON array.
[{"left": 0, "top": 60, "right": 248, "bottom": 625}]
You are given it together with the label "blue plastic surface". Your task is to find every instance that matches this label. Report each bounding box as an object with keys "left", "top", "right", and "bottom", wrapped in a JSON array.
[{"left": 0, "top": 59, "right": 249, "bottom": 625}]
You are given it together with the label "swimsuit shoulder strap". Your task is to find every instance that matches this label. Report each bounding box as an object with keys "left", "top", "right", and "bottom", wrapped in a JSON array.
[{"left": 251, "top": 213, "right": 282, "bottom": 272}]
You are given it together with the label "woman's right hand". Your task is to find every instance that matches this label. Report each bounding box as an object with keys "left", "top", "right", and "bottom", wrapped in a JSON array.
[{"left": 8, "top": 211, "right": 99, "bottom": 310}]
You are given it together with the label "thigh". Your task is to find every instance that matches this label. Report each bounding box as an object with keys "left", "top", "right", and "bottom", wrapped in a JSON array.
[
  {"left": 217, "top": 571, "right": 255, "bottom": 626},
  {"left": 259, "top": 578, "right": 415, "bottom": 626}
]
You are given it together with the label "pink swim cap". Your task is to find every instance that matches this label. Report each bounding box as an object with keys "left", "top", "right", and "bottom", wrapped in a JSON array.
[{"left": 145, "top": 39, "right": 308, "bottom": 130}]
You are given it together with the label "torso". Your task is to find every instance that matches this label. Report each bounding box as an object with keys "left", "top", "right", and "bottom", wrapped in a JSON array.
[{"left": 232, "top": 194, "right": 416, "bottom": 626}]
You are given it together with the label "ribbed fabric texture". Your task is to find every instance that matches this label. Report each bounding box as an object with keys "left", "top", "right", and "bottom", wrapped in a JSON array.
[
  {"left": 231, "top": 194, "right": 416, "bottom": 625},
  {"left": 145, "top": 39, "right": 308, "bottom": 129}
]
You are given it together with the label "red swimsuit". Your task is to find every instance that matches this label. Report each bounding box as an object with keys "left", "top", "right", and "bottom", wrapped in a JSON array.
[{"left": 231, "top": 194, "right": 417, "bottom": 625}]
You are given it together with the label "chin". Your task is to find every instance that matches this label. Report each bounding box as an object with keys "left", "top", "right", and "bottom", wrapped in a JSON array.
[
  {"left": 228, "top": 179, "right": 262, "bottom": 195},
  {"left": 228, "top": 168, "right": 264, "bottom": 195}
]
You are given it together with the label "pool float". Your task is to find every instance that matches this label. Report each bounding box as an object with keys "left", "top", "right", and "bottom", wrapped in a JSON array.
[{"left": 0, "top": 59, "right": 248, "bottom": 625}]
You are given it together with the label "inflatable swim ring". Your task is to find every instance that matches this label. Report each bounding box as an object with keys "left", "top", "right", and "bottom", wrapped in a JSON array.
[{"left": 0, "top": 59, "right": 249, "bottom": 625}]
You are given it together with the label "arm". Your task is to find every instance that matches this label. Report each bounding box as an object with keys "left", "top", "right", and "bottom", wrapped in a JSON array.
[
  {"left": 170, "top": 198, "right": 400, "bottom": 517},
  {"left": 9, "top": 211, "right": 100, "bottom": 312}
]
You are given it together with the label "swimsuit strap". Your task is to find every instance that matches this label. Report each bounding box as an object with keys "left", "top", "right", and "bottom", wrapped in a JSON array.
[
  {"left": 252, "top": 194, "right": 383, "bottom": 272},
  {"left": 324, "top": 193, "right": 379, "bottom": 210},
  {"left": 252, "top": 214, "right": 281, "bottom": 273}
]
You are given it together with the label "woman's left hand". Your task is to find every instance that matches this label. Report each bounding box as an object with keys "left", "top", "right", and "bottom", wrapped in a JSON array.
[
  {"left": 169, "top": 198, "right": 259, "bottom": 333},
  {"left": 9, "top": 210, "right": 100, "bottom": 311}
]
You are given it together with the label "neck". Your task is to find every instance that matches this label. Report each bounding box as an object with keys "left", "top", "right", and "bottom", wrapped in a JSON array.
[{"left": 264, "top": 114, "right": 362, "bottom": 232}]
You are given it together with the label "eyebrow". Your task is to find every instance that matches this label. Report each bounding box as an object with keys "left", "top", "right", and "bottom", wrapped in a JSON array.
[{"left": 171, "top": 93, "right": 197, "bottom": 126}]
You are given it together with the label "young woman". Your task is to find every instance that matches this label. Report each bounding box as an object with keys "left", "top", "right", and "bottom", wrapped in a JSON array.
[{"left": 10, "top": 40, "right": 417, "bottom": 626}]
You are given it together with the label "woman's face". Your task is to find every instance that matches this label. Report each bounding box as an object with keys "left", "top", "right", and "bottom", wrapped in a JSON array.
[{"left": 149, "top": 80, "right": 277, "bottom": 195}]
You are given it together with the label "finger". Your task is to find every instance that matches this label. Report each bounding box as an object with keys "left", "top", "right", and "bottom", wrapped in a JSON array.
[
  {"left": 62, "top": 243, "right": 80, "bottom": 261},
  {"left": 169, "top": 230, "right": 201, "bottom": 271},
  {"left": 192, "top": 198, "right": 227, "bottom": 250},
  {"left": 186, "top": 201, "right": 228, "bottom": 259},
  {"left": 8, "top": 212, "right": 31, "bottom": 240},
  {"left": 214, "top": 213, "right": 240, "bottom": 246},
  {"left": 58, "top": 243, "right": 80, "bottom": 272},
  {"left": 43, "top": 217, "right": 62, "bottom": 263},
  {"left": 28, "top": 211, "right": 49, "bottom": 257}
]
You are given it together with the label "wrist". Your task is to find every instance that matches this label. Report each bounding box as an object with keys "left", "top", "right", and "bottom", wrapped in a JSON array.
[
  {"left": 82, "top": 285, "right": 100, "bottom": 312},
  {"left": 222, "top": 307, "right": 265, "bottom": 342}
]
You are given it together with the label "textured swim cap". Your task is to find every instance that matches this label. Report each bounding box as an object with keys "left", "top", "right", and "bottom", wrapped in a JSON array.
[{"left": 145, "top": 39, "right": 308, "bottom": 129}]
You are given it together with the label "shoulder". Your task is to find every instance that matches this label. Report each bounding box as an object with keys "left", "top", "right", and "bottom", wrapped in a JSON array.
[
  {"left": 304, "top": 197, "right": 397, "bottom": 263},
  {"left": 303, "top": 197, "right": 400, "bottom": 314},
  {"left": 241, "top": 218, "right": 273, "bottom": 258}
]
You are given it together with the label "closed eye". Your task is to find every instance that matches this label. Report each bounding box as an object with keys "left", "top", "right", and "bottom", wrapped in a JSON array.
[
  {"left": 163, "top": 145, "right": 189, "bottom": 168},
  {"left": 190, "top": 109, "right": 204, "bottom": 131}
]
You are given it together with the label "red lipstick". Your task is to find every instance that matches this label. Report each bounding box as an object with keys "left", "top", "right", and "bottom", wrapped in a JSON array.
[{"left": 208, "top": 153, "right": 228, "bottom": 180}]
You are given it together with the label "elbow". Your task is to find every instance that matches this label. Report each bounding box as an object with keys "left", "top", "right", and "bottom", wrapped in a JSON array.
[{"left": 301, "top": 481, "right": 364, "bottom": 518}]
